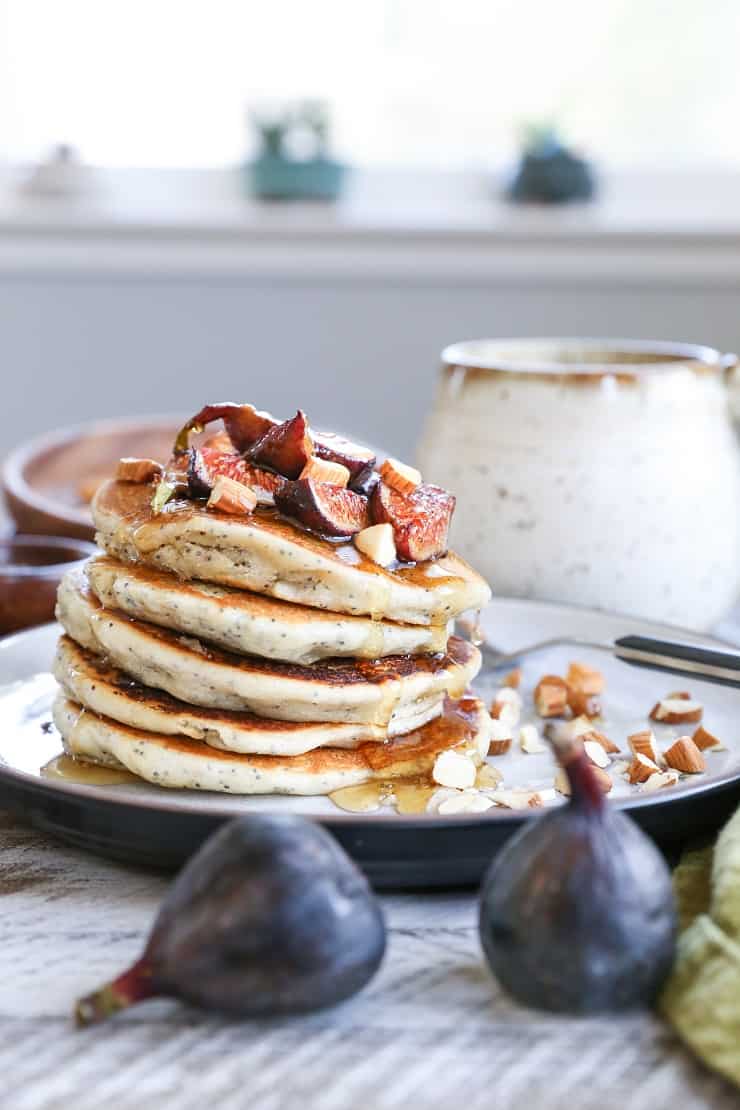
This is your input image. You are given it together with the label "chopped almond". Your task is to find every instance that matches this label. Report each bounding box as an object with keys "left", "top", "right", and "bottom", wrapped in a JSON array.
[
  {"left": 519, "top": 724, "right": 546, "bottom": 754},
  {"left": 432, "top": 749, "right": 477, "bottom": 789},
  {"left": 115, "top": 457, "right": 163, "bottom": 484},
  {"left": 207, "top": 475, "right": 257, "bottom": 515},
  {"left": 534, "top": 675, "right": 569, "bottom": 718},
  {"left": 488, "top": 789, "right": 545, "bottom": 809},
  {"left": 627, "top": 752, "right": 661, "bottom": 784},
  {"left": 692, "top": 724, "right": 724, "bottom": 752},
  {"left": 378, "top": 457, "right": 422, "bottom": 496},
  {"left": 583, "top": 739, "right": 610, "bottom": 769},
  {"left": 490, "top": 687, "right": 522, "bottom": 728},
  {"left": 642, "top": 770, "right": 680, "bottom": 791},
  {"left": 299, "top": 456, "right": 350, "bottom": 487},
  {"left": 475, "top": 763, "right": 503, "bottom": 789},
  {"left": 566, "top": 661, "right": 605, "bottom": 696},
  {"left": 353, "top": 523, "right": 397, "bottom": 567},
  {"left": 628, "top": 729, "right": 660, "bottom": 765},
  {"left": 666, "top": 690, "right": 692, "bottom": 700},
  {"left": 650, "top": 697, "right": 703, "bottom": 725},
  {"left": 582, "top": 729, "right": 620, "bottom": 754},
  {"left": 663, "top": 736, "right": 706, "bottom": 774},
  {"left": 567, "top": 690, "right": 602, "bottom": 719},
  {"left": 502, "top": 667, "right": 522, "bottom": 689}
]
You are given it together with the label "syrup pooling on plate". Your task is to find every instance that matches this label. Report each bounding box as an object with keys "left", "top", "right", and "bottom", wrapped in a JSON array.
[{"left": 41, "top": 753, "right": 142, "bottom": 787}]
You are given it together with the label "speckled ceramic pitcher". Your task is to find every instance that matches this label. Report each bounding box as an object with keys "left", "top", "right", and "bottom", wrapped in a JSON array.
[{"left": 417, "top": 339, "right": 740, "bottom": 629}]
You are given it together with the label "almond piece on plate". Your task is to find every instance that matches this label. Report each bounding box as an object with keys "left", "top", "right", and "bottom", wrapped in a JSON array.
[
  {"left": 663, "top": 736, "right": 706, "bottom": 774},
  {"left": 475, "top": 763, "right": 503, "bottom": 789},
  {"left": 642, "top": 770, "right": 680, "bottom": 792},
  {"left": 566, "top": 661, "right": 606, "bottom": 696},
  {"left": 115, "top": 457, "right": 164, "bottom": 483},
  {"left": 207, "top": 475, "right": 258, "bottom": 515},
  {"left": 378, "top": 457, "right": 422, "bottom": 496},
  {"left": 437, "top": 790, "right": 494, "bottom": 815},
  {"left": 491, "top": 687, "right": 522, "bottom": 727},
  {"left": 582, "top": 729, "right": 620, "bottom": 754},
  {"left": 432, "top": 749, "right": 477, "bottom": 789},
  {"left": 649, "top": 697, "right": 703, "bottom": 725},
  {"left": 554, "top": 765, "right": 612, "bottom": 796},
  {"left": 502, "top": 667, "right": 522, "bottom": 689},
  {"left": 628, "top": 729, "right": 660, "bottom": 765},
  {"left": 488, "top": 789, "right": 545, "bottom": 810},
  {"left": 692, "top": 725, "right": 724, "bottom": 752},
  {"left": 583, "top": 739, "right": 610, "bottom": 769},
  {"left": 487, "top": 718, "right": 513, "bottom": 756},
  {"left": 353, "top": 523, "right": 397, "bottom": 567},
  {"left": 567, "top": 690, "right": 602, "bottom": 719},
  {"left": 519, "top": 724, "right": 546, "bottom": 754},
  {"left": 299, "top": 456, "right": 350, "bottom": 487},
  {"left": 628, "top": 752, "right": 661, "bottom": 784},
  {"left": 534, "top": 675, "right": 569, "bottom": 718}
]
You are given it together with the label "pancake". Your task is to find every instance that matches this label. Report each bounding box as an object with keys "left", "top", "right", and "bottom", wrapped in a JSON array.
[
  {"left": 56, "top": 568, "right": 481, "bottom": 731},
  {"left": 92, "top": 480, "right": 491, "bottom": 625},
  {"left": 53, "top": 636, "right": 444, "bottom": 753},
  {"left": 86, "top": 555, "right": 447, "bottom": 665},
  {"left": 53, "top": 693, "right": 492, "bottom": 795}
]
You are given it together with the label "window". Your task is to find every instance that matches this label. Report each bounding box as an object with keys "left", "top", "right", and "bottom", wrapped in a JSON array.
[{"left": 1, "top": 0, "right": 739, "bottom": 170}]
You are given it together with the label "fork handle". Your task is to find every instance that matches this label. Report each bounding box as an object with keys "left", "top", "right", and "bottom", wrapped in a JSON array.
[{"left": 614, "top": 635, "right": 740, "bottom": 688}]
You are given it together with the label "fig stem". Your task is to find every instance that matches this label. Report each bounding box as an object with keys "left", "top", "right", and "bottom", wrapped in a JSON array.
[
  {"left": 75, "top": 956, "right": 157, "bottom": 1028},
  {"left": 549, "top": 735, "right": 604, "bottom": 812},
  {"left": 564, "top": 748, "right": 605, "bottom": 811}
]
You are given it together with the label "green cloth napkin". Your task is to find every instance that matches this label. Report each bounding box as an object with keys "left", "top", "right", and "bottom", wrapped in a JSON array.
[{"left": 659, "top": 807, "right": 740, "bottom": 1086}]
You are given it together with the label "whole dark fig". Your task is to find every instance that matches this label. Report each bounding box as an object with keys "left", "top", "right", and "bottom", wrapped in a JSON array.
[
  {"left": 479, "top": 733, "right": 676, "bottom": 1013},
  {"left": 75, "top": 816, "right": 386, "bottom": 1025}
]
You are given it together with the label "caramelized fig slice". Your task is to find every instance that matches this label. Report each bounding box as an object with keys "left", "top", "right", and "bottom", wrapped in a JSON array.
[
  {"left": 370, "top": 481, "right": 455, "bottom": 562},
  {"left": 186, "top": 448, "right": 213, "bottom": 499},
  {"left": 275, "top": 478, "right": 369, "bottom": 537},
  {"left": 199, "top": 447, "right": 286, "bottom": 504},
  {"left": 248, "top": 410, "right": 314, "bottom": 479},
  {"left": 313, "top": 431, "right": 376, "bottom": 486},
  {"left": 174, "top": 403, "right": 278, "bottom": 454}
]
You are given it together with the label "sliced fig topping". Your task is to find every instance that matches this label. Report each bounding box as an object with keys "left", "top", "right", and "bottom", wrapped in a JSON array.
[
  {"left": 174, "top": 403, "right": 278, "bottom": 455},
  {"left": 248, "top": 410, "right": 314, "bottom": 479},
  {"left": 313, "top": 431, "right": 376, "bottom": 486},
  {"left": 186, "top": 448, "right": 213, "bottom": 499},
  {"left": 370, "top": 482, "right": 455, "bottom": 562},
  {"left": 350, "top": 467, "right": 380, "bottom": 499},
  {"left": 199, "top": 447, "right": 286, "bottom": 504},
  {"left": 275, "top": 478, "right": 369, "bottom": 538}
]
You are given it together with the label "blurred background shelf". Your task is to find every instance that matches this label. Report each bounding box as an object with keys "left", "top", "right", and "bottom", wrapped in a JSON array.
[{"left": 2, "top": 167, "right": 740, "bottom": 460}]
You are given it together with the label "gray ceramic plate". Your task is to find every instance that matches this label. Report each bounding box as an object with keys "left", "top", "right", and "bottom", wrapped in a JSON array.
[{"left": 0, "top": 599, "right": 738, "bottom": 888}]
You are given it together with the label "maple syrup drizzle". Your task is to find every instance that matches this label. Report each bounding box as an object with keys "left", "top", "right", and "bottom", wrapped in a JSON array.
[
  {"left": 329, "top": 774, "right": 438, "bottom": 815},
  {"left": 41, "top": 754, "right": 142, "bottom": 787}
]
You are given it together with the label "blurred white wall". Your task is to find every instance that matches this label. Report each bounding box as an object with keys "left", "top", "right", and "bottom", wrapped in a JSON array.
[{"left": 2, "top": 269, "right": 739, "bottom": 458}]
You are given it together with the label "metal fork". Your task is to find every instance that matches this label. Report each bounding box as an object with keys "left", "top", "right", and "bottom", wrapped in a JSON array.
[{"left": 455, "top": 620, "right": 740, "bottom": 689}]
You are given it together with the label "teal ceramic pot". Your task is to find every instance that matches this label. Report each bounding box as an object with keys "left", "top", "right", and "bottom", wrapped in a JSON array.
[{"left": 247, "top": 155, "right": 346, "bottom": 201}]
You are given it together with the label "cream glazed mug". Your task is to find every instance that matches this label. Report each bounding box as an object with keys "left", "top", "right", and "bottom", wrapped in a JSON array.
[{"left": 416, "top": 339, "right": 740, "bottom": 630}]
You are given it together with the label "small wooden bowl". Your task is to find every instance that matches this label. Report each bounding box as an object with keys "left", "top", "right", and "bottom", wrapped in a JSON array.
[
  {"left": 0, "top": 535, "right": 97, "bottom": 634},
  {"left": 2, "top": 416, "right": 181, "bottom": 541}
]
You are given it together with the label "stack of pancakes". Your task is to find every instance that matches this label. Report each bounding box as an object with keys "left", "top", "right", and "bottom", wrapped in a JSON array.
[{"left": 52, "top": 480, "right": 492, "bottom": 796}]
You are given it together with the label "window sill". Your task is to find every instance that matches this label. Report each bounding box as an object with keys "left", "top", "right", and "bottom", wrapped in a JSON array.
[{"left": 0, "top": 166, "right": 739, "bottom": 284}]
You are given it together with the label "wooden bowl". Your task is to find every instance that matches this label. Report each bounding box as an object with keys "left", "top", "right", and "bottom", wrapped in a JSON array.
[
  {"left": 1, "top": 416, "right": 182, "bottom": 541},
  {"left": 0, "top": 535, "right": 97, "bottom": 634}
]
